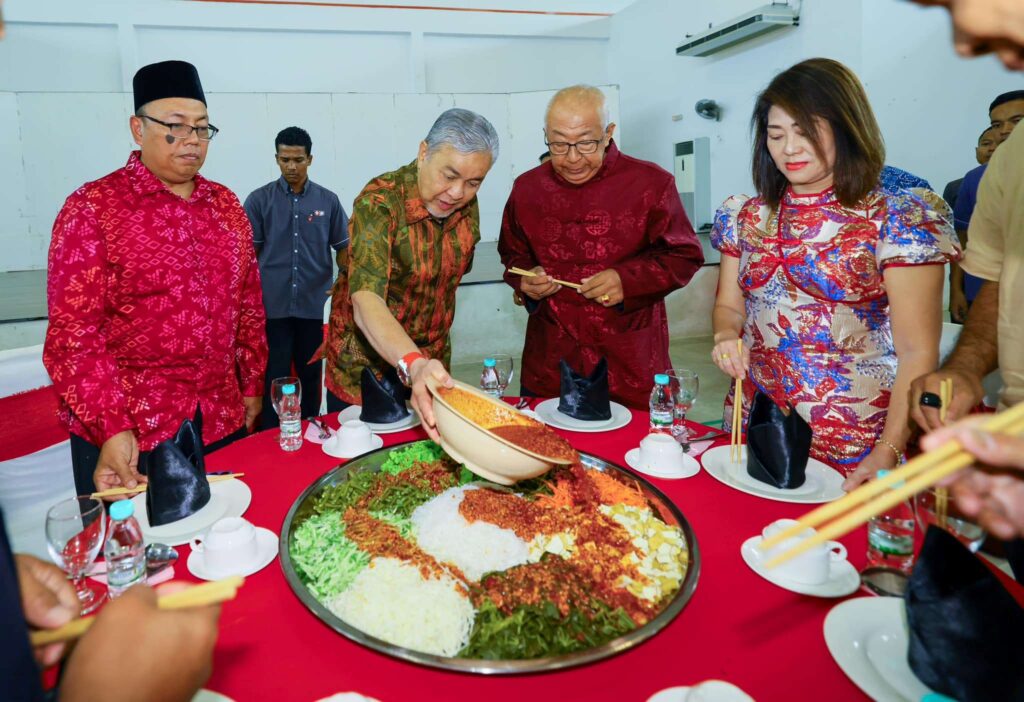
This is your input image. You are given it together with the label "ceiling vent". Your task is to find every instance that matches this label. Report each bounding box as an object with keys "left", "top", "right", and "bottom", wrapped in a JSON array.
[{"left": 676, "top": 4, "right": 799, "bottom": 57}]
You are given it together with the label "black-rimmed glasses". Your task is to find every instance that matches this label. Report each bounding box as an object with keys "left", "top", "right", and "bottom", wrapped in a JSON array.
[
  {"left": 544, "top": 138, "right": 602, "bottom": 155},
  {"left": 140, "top": 114, "right": 220, "bottom": 141}
]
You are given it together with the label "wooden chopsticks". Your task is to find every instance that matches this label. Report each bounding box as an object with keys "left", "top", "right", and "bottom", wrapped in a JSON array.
[
  {"left": 731, "top": 340, "right": 744, "bottom": 463},
  {"left": 936, "top": 378, "right": 953, "bottom": 527},
  {"left": 759, "top": 402, "right": 1024, "bottom": 570},
  {"left": 90, "top": 473, "right": 245, "bottom": 500},
  {"left": 30, "top": 577, "right": 244, "bottom": 646},
  {"left": 507, "top": 266, "right": 583, "bottom": 291}
]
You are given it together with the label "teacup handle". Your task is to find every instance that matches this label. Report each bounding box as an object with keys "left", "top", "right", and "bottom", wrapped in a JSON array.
[
  {"left": 189, "top": 536, "right": 204, "bottom": 553},
  {"left": 826, "top": 541, "right": 847, "bottom": 562}
]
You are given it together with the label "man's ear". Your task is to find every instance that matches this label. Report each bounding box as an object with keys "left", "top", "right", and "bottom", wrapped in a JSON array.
[{"left": 130, "top": 115, "right": 144, "bottom": 147}]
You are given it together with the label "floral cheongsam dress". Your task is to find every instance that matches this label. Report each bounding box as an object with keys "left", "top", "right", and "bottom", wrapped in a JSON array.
[{"left": 711, "top": 186, "right": 959, "bottom": 475}]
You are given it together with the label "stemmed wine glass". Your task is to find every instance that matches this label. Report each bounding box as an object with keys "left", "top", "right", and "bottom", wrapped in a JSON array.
[
  {"left": 271, "top": 376, "right": 301, "bottom": 416},
  {"left": 45, "top": 496, "right": 107, "bottom": 614},
  {"left": 489, "top": 354, "right": 515, "bottom": 397},
  {"left": 666, "top": 369, "right": 699, "bottom": 450},
  {"left": 914, "top": 487, "right": 986, "bottom": 552}
]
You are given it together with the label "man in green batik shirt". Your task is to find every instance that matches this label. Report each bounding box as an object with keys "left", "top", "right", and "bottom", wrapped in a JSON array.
[{"left": 322, "top": 108, "right": 498, "bottom": 439}]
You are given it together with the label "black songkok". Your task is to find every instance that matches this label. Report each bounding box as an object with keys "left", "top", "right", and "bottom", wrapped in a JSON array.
[{"left": 132, "top": 60, "right": 207, "bottom": 112}]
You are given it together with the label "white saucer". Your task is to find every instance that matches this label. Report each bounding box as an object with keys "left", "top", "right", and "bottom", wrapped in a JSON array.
[
  {"left": 700, "top": 445, "right": 845, "bottom": 503},
  {"left": 338, "top": 405, "right": 420, "bottom": 434},
  {"left": 647, "top": 681, "right": 754, "bottom": 702},
  {"left": 534, "top": 398, "right": 631, "bottom": 432},
  {"left": 740, "top": 536, "right": 860, "bottom": 598},
  {"left": 192, "top": 690, "right": 235, "bottom": 702},
  {"left": 187, "top": 526, "right": 278, "bottom": 580},
  {"left": 824, "top": 597, "right": 936, "bottom": 702},
  {"left": 520, "top": 408, "right": 544, "bottom": 424},
  {"left": 132, "top": 480, "right": 252, "bottom": 547},
  {"left": 625, "top": 448, "right": 701, "bottom": 479},
  {"left": 322, "top": 434, "right": 385, "bottom": 459}
]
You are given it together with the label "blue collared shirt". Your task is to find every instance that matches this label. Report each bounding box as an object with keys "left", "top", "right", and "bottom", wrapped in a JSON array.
[
  {"left": 953, "top": 164, "right": 988, "bottom": 301},
  {"left": 244, "top": 177, "right": 348, "bottom": 319}
]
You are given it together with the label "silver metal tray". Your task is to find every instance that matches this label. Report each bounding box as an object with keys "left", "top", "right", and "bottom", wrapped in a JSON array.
[{"left": 279, "top": 440, "right": 701, "bottom": 675}]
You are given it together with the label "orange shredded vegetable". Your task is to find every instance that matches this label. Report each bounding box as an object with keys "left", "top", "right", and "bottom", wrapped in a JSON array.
[
  {"left": 534, "top": 476, "right": 575, "bottom": 510},
  {"left": 589, "top": 470, "right": 648, "bottom": 509}
]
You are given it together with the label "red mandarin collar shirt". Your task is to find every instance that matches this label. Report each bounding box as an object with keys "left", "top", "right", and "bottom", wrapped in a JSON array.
[
  {"left": 43, "top": 152, "right": 268, "bottom": 451},
  {"left": 498, "top": 141, "right": 704, "bottom": 408}
]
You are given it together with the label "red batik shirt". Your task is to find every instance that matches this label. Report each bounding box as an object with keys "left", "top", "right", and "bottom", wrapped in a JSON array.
[
  {"left": 498, "top": 141, "right": 704, "bottom": 408},
  {"left": 44, "top": 151, "right": 268, "bottom": 451}
]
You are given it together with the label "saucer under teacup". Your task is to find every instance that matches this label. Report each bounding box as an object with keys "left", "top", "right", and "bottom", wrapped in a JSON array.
[
  {"left": 187, "top": 526, "right": 278, "bottom": 580},
  {"left": 625, "top": 448, "right": 700, "bottom": 479},
  {"left": 740, "top": 535, "right": 859, "bottom": 597}
]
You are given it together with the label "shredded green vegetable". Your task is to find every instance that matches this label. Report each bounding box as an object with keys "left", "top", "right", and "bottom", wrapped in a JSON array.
[
  {"left": 367, "top": 483, "right": 439, "bottom": 519},
  {"left": 313, "top": 470, "right": 378, "bottom": 515},
  {"left": 379, "top": 441, "right": 449, "bottom": 475},
  {"left": 290, "top": 511, "right": 369, "bottom": 600},
  {"left": 368, "top": 509, "right": 415, "bottom": 539},
  {"left": 460, "top": 598, "right": 636, "bottom": 659}
]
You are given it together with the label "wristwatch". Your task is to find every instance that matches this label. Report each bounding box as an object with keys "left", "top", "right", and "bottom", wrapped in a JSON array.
[{"left": 396, "top": 352, "right": 425, "bottom": 387}]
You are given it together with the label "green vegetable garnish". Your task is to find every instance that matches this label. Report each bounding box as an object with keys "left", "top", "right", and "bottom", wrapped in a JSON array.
[
  {"left": 379, "top": 441, "right": 449, "bottom": 475},
  {"left": 291, "top": 511, "right": 369, "bottom": 600}
]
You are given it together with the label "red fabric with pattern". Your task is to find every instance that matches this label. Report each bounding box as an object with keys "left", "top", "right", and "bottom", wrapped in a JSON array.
[
  {"left": 0, "top": 386, "right": 65, "bottom": 461},
  {"left": 43, "top": 152, "right": 268, "bottom": 451}
]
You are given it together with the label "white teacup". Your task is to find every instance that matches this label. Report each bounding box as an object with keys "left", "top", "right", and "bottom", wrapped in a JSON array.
[
  {"left": 638, "top": 433, "right": 686, "bottom": 472},
  {"left": 190, "top": 517, "right": 259, "bottom": 575},
  {"left": 758, "top": 518, "right": 847, "bottom": 585},
  {"left": 327, "top": 419, "right": 375, "bottom": 455}
]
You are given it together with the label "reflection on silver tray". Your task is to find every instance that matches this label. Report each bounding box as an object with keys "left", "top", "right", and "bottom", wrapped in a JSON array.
[{"left": 279, "top": 440, "right": 701, "bottom": 675}]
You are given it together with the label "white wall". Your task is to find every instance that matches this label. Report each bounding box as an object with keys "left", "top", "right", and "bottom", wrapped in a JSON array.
[{"left": 609, "top": 0, "right": 1012, "bottom": 223}]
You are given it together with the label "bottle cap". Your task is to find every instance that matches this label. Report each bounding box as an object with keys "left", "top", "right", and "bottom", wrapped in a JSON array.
[
  {"left": 875, "top": 469, "right": 906, "bottom": 489},
  {"left": 282, "top": 383, "right": 296, "bottom": 394},
  {"left": 654, "top": 373, "right": 669, "bottom": 385},
  {"left": 483, "top": 358, "right": 496, "bottom": 368},
  {"left": 109, "top": 499, "right": 135, "bottom": 520}
]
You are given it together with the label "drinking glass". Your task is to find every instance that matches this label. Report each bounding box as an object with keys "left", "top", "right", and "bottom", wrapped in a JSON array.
[
  {"left": 270, "top": 376, "right": 301, "bottom": 415},
  {"left": 915, "top": 487, "right": 986, "bottom": 552},
  {"left": 666, "top": 369, "right": 699, "bottom": 448},
  {"left": 45, "top": 496, "right": 107, "bottom": 614},
  {"left": 489, "top": 354, "right": 515, "bottom": 397}
]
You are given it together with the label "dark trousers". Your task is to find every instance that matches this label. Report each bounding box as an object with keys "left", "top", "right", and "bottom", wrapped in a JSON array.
[
  {"left": 69, "top": 406, "right": 246, "bottom": 496},
  {"left": 325, "top": 389, "right": 351, "bottom": 413},
  {"left": 263, "top": 317, "right": 325, "bottom": 428}
]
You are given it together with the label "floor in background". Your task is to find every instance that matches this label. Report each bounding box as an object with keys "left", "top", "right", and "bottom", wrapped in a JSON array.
[{"left": 450, "top": 335, "right": 728, "bottom": 426}]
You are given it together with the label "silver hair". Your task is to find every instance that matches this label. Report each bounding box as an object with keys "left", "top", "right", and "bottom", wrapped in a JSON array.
[
  {"left": 424, "top": 108, "right": 500, "bottom": 161},
  {"left": 546, "top": 85, "right": 609, "bottom": 131}
]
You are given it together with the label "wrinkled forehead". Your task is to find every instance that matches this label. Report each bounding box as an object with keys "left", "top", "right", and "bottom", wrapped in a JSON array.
[
  {"left": 545, "top": 105, "right": 605, "bottom": 138},
  {"left": 139, "top": 97, "right": 209, "bottom": 121}
]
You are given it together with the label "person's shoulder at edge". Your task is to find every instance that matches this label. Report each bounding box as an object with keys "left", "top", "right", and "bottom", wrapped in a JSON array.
[
  {"left": 610, "top": 146, "right": 677, "bottom": 186},
  {"left": 65, "top": 157, "right": 136, "bottom": 204}
]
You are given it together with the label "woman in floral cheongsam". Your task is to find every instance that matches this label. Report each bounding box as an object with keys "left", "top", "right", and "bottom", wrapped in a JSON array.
[{"left": 710, "top": 58, "right": 959, "bottom": 487}]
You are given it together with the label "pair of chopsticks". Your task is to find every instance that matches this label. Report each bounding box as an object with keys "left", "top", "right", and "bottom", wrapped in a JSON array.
[
  {"left": 935, "top": 379, "right": 953, "bottom": 527},
  {"left": 759, "top": 401, "right": 1024, "bottom": 570},
  {"left": 30, "top": 576, "right": 244, "bottom": 646},
  {"left": 730, "top": 340, "right": 744, "bottom": 462},
  {"left": 507, "top": 266, "right": 582, "bottom": 291},
  {"left": 90, "top": 473, "right": 245, "bottom": 500}
]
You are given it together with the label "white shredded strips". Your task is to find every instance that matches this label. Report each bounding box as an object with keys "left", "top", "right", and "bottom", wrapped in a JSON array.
[
  {"left": 411, "top": 485, "right": 531, "bottom": 581},
  {"left": 328, "top": 557, "right": 475, "bottom": 657}
]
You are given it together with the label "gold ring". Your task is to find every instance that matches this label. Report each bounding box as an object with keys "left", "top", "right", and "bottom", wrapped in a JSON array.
[
  {"left": 722, "top": 353, "right": 730, "bottom": 359},
  {"left": 600, "top": 294, "right": 610, "bottom": 303}
]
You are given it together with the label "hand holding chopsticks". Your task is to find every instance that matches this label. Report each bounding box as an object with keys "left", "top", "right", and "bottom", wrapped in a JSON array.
[
  {"left": 759, "top": 402, "right": 1024, "bottom": 570},
  {"left": 935, "top": 378, "right": 953, "bottom": 527},
  {"left": 508, "top": 266, "right": 583, "bottom": 291},
  {"left": 30, "top": 576, "right": 244, "bottom": 647},
  {"left": 91, "top": 473, "right": 245, "bottom": 500}
]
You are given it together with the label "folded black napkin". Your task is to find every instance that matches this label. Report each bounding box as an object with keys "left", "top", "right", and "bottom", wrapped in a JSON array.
[
  {"left": 140, "top": 419, "right": 211, "bottom": 527},
  {"left": 557, "top": 358, "right": 611, "bottom": 421},
  {"left": 745, "top": 391, "right": 811, "bottom": 489},
  {"left": 906, "top": 526, "right": 1024, "bottom": 702},
  {"left": 360, "top": 366, "right": 410, "bottom": 424}
]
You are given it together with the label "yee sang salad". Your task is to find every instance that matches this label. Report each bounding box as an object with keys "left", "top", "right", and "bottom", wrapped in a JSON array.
[{"left": 290, "top": 441, "right": 689, "bottom": 659}]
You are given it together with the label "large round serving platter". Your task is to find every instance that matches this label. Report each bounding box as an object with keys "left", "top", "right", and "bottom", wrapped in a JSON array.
[{"left": 279, "top": 440, "right": 701, "bottom": 675}]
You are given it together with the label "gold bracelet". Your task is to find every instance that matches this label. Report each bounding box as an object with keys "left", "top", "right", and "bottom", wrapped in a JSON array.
[{"left": 875, "top": 438, "right": 905, "bottom": 465}]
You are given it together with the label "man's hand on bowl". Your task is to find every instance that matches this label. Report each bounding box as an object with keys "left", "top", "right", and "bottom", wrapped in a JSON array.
[{"left": 411, "top": 358, "right": 451, "bottom": 441}]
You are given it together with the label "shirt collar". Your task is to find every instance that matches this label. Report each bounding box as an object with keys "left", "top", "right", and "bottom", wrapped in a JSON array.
[
  {"left": 783, "top": 184, "right": 838, "bottom": 207},
  {"left": 124, "top": 150, "right": 211, "bottom": 201},
  {"left": 276, "top": 175, "right": 311, "bottom": 197}
]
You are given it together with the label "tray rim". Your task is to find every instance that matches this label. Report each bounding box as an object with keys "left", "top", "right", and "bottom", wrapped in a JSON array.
[{"left": 278, "top": 439, "right": 701, "bottom": 675}]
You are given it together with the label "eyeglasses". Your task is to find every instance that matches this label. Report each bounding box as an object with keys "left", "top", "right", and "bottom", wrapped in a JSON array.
[
  {"left": 140, "top": 114, "right": 220, "bottom": 141},
  {"left": 544, "top": 138, "right": 603, "bottom": 156}
]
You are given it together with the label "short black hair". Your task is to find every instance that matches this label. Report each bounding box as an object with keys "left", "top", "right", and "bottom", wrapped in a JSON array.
[
  {"left": 275, "top": 126, "right": 312, "bottom": 156},
  {"left": 990, "top": 91, "right": 1024, "bottom": 114},
  {"left": 538, "top": 150, "right": 551, "bottom": 163}
]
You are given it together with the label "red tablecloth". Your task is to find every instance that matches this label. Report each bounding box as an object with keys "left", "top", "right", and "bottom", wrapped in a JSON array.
[{"left": 195, "top": 405, "right": 873, "bottom": 702}]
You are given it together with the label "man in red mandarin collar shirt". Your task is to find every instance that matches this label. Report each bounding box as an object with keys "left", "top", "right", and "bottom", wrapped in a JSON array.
[{"left": 43, "top": 60, "right": 268, "bottom": 496}]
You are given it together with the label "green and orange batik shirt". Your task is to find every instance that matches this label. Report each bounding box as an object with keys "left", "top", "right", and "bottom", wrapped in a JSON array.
[{"left": 323, "top": 159, "right": 480, "bottom": 404}]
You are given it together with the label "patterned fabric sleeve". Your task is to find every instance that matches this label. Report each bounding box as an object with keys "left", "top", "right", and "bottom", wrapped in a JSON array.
[
  {"left": 877, "top": 189, "right": 961, "bottom": 269},
  {"left": 42, "top": 192, "right": 135, "bottom": 446},
  {"left": 347, "top": 191, "right": 395, "bottom": 299},
  {"left": 710, "top": 195, "right": 749, "bottom": 258},
  {"left": 232, "top": 198, "right": 269, "bottom": 398}
]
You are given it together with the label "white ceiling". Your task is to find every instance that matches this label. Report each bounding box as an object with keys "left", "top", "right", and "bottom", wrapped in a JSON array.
[{"left": 286, "top": 1, "right": 641, "bottom": 15}]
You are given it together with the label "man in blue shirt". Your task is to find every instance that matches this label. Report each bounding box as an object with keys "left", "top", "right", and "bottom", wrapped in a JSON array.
[
  {"left": 244, "top": 127, "right": 348, "bottom": 426},
  {"left": 950, "top": 91, "right": 1024, "bottom": 322}
]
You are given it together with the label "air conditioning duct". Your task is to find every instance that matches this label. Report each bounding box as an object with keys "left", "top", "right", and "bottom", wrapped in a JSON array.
[{"left": 676, "top": 3, "right": 799, "bottom": 57}]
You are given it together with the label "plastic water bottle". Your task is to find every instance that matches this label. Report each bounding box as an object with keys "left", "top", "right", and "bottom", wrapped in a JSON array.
[
  {"left": 480, "top": 358, "right": 501, "bottom": 397},
  {"left": 649, "top": 374, "right": 673, "bottom": 434},
  {"left": 104, "top": 499, "right": 146, "bottom": 598},
  {"left": 279, "top": 384, "right": 303, "bottom": 451},
  {"left": 866, "top": 469, "right": 916, "bottom": 573}
]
